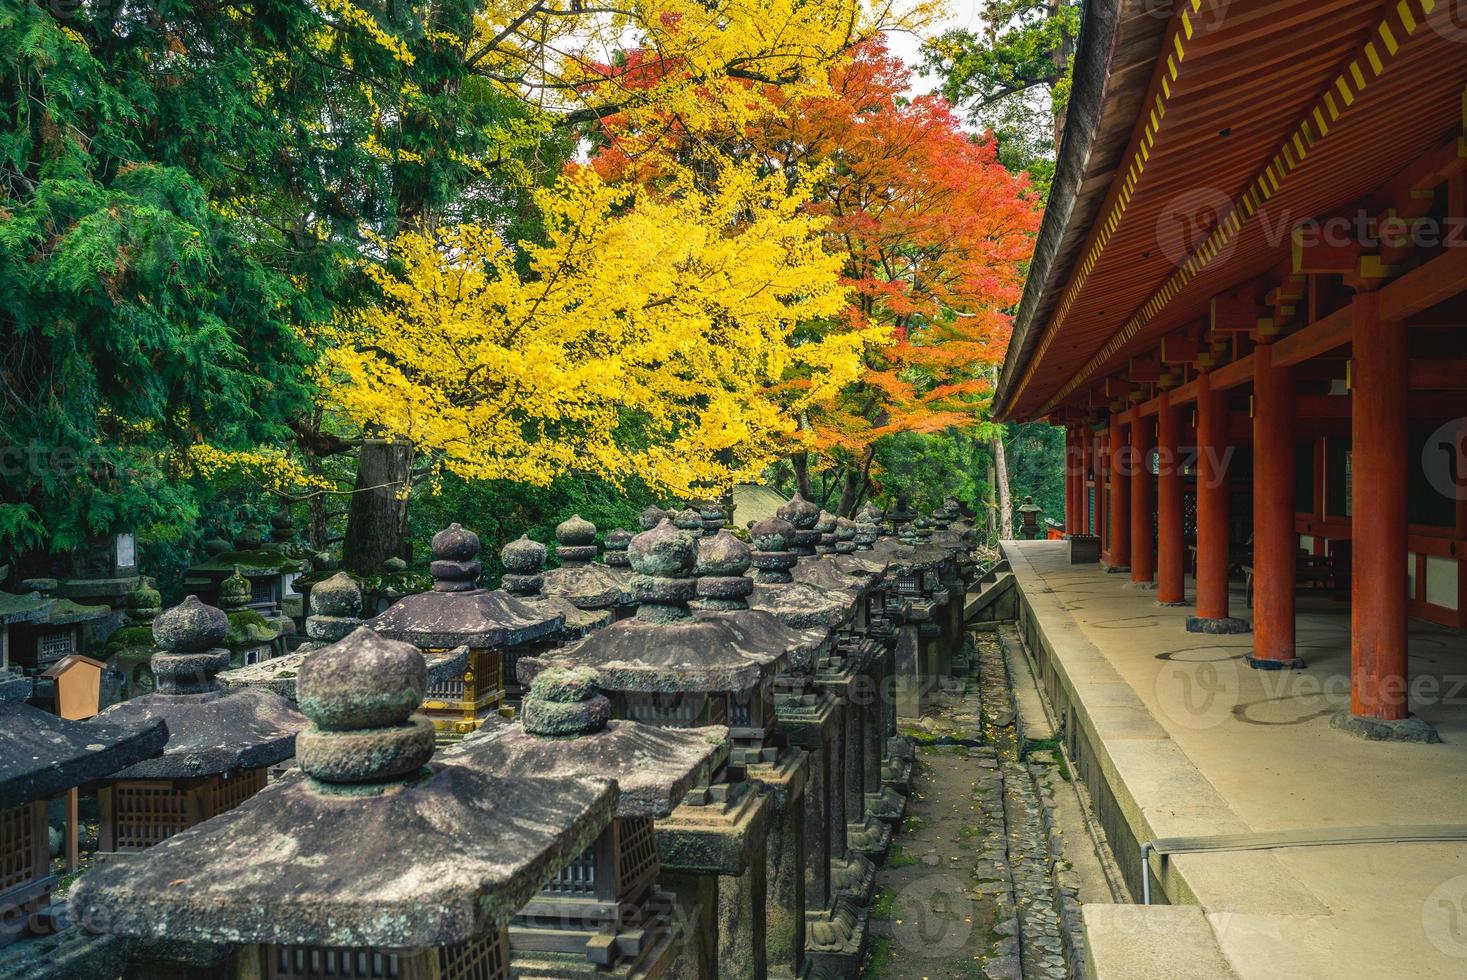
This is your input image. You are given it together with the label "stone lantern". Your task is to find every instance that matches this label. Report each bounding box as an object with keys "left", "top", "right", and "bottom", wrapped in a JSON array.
[
  {"left": 603, "top": 528, "right": 633, "bottom": 570},
  {"left": 219, "top": 602, "right": 468, "bottom": 712},
  {"left": 89, "top": 596, "right": 308, "bottom": 853},
  {"left": 519, "top": 520, "right": 785, "bottom": 980},
  {"left": 70, "top": 628, "right": 617, "bottom": 980},
  {"left": 689, "top": 531, "right": 823, "bottom": 979},
  {"left": 741, "top": 519, "right": 883, "bottom": 976},
  {"left": 369, "top": 523, "right": 563, "bottom": 740},
  {"left": 217, "top": 566, "right": 286, "bottom": 666},
  {"left": 446, "top": 667, "right": 725, "bottom": 978},
  {"left": 498, "top": 534, "right": 613, "bottom": 712},
  {"left": 697, "top": 500, "right": 726, "bottom": 536},
  {"left": 0, "top": 687, "right": 164, "bottom": 975},
  {"left": 1017, "top": 495, "right": 1044, "bottom": 539},
  {"left": 542, "top": 516, "right": 635, "bottom": 619},
  {"left": 183, "top": 528, "right": 307, "bottom": 618}
]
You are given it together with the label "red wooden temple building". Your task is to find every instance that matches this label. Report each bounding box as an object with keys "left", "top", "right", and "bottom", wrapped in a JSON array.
[{"left": 995, "top": 0, "right": 1467, "bottom": 742}]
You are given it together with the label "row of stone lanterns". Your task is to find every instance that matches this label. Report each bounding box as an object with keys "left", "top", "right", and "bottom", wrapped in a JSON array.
[{"left": 5, "top": 493, "right": 980, "bottom": 980}]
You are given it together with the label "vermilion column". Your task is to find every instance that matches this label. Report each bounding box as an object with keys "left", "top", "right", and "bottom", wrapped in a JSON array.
[
  {"left": 1156, "top": 391, "right": 1186, "bottom": 604},
  {"left": 1189, "top": 371, "right": 1247, "bottom": 632},
  {"left": 1107, "top": 411, "right": 1132, "bottom": 570},
  {"left": 1250, "top": 344, "right": 1302, "bottom": 668},
  {"left": 1130, "top": 413, "right": 1155, "bottom": 584},
  {"left": 1081, "top": 430, "right": 1093, "bottom": 535},
  {"left": 1344, "top": 291, "right": 1426, "bottom": 737}
]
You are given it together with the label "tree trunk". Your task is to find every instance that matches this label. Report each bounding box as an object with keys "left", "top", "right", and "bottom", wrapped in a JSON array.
[
  {"left": 792, "top": 452, "right": 813, "bottom": 500},
  {"left": 343, "top": 439, "right": 413, "bottom": 574},
  {"left": 836, "top": 448, "right": 876, "bottom": 516},
  {"left": 993, "top": 434, "right": 1014, "bottom": 540}
]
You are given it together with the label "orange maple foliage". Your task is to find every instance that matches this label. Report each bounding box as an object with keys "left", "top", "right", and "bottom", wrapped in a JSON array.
[
  {"left": 756, "top": 39, "right": 1040, "bottom": 466},
  {"left": 590, "top": 38, "right": 1040, "bottom": 508}
]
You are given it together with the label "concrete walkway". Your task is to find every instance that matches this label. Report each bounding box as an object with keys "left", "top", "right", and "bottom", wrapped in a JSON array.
[{"left": 1004, "top": 540, "right": 1467, "bottom": 980}]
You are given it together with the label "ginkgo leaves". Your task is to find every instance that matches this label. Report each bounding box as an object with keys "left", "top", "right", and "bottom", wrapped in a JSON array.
[{"left": 320, "top": 159, "right": 869, "bottom": 496}]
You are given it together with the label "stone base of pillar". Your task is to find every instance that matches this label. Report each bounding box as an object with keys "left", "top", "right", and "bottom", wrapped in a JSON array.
[
  {"left": 830, "top": 853, "right": 876, "bottom": 905},
  {"left": 1124, "top": 580, "right": 1158, "bottom": 591},
  {"left": 1102, "top": 563, "right": 1131, "bottom": 574},
  {"left": 1156, "top": 599, "right": 1189, "bottom": 608},
  {"left": 1246, "top": 655, "right": 1305, "bottom": 671},
  {"left": 804, "top": 898, "right": 868, "bottom": 980},
  {"left": 1329, "top": 710, "right": 1441, "bottom": 743},
  {"left": 846, "top": 814, "right": 892, "bottom": 861},
  {"left": 1185, "top": 615, "right": 1251, "bottom": 634},
  {"left": 882, "top": 736, "right": 914, "bottom": 794},
  {"left": 864, "top": 786, "right": 906, "bottom": 825}
]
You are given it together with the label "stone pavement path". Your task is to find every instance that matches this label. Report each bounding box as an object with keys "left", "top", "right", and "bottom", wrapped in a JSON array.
[{"left": 864, "top": 633, "right": 1079, "bottom": 980}]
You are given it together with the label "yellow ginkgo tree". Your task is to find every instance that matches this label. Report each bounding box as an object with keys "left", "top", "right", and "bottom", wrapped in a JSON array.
[{"left": 319, "top": 159, "right": 873, "bottom": 498}]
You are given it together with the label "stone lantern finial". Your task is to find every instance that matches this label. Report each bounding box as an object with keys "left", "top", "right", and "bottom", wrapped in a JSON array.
[
  {"left": 306, "top": 571, "right": 363, "bottom": 645},
  {"left": 749, "top": 517, "right": 798, "bottom": 583},
  {"left": 672, "top": 508, "right": 705, "bottom": 537},
  {"left": 500, "top": 535, "right": 547, "bottom": 596},
  {"left": 521, "top": 666, "right": 610, "bottom": 737},
  {"left": 776, "top": 494, "right": 821, "bottom": 555},
  {"left": 697, "top": 501, "right": 725, "bottom": 536},
  {"left": 126, "top": 577, "right": 162, "bottom": 624},
  {"left": 219, "top": 565, "right": 250, "bottom": 613},
  {"left": 431, "top": 523, "right": 482, "bottom": 593},
  {"left": 627, "top": 519, "right": 697, "bottom": 623},
  {"left": 295, "top": 627, "right": 434, "bottom": 793},
  {"left": 603, "top": 529, "right": 633, "bottom": 568},
  {"left": 834, "top": 517, "right": 857, "bottom": 554},
  {"left": 815, "top": 510, "right": 838, "bottom": 554},
  {"left": 151, "top": 595, "right": 231, "bottom": 695},
  {"left": 693, "top": 529, "right": 754, "bottom": 610},
  {"left": 638, "top": 505, "right": 670, "bottom": 531},
  {"left": 555, "top": 515, "right": 599, "bottom": 566}
]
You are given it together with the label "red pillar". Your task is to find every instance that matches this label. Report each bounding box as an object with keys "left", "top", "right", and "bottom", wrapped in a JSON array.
[
  {"left": 1251, "top": 344, "right": 1301, "bottom": 668},
  {"left": 1349, "top": 291, "right": 1412, "bottom": 722},
  {"left": 1107, "top": 411, "right": 1131, "bottom": 570},
  {"left": 1130, "top": 413, "right": 1155, "bottom": 583},
  {"left": 1190, "top": 371, "right": 1246, "bottom": 631},
  {"left": 1156, "top": 391, "right": 1185, "bottom": 604},
  {"left": 1081, "top": 430, "right": 1093, "bottom": 535}
]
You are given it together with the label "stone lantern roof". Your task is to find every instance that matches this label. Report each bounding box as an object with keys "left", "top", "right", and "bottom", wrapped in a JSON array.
[
  {"left": 69, "top": 629, "right": 616, "bottom": 951},
  {"left": 519, "top": 521, "right": 787, "bottom": 695},
  {"left": 449, "top": 667, "right": 726, "bottom": 819},
  {"left": 1, "top": 701, "right": 166, "bottom": 807},
  {"left": 92, "top": 596, "right": 307, "bottom": 779},
  {"left": 370, "top": 523, "right": 563, "bottom": 649}
]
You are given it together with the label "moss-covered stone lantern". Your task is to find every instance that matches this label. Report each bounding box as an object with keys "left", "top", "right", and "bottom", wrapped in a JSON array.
[
  {"left": 446, "top": 667, "right": 725, "bottom": 978},
  {"left": 89, "top": 596, "right": 308, "bottom": 853},
  {"left": 369, "top": 524, "right": 563, "bottom": 740},
  {"left": 70, "top": 628, "right": 616, "bottom": 980}
]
